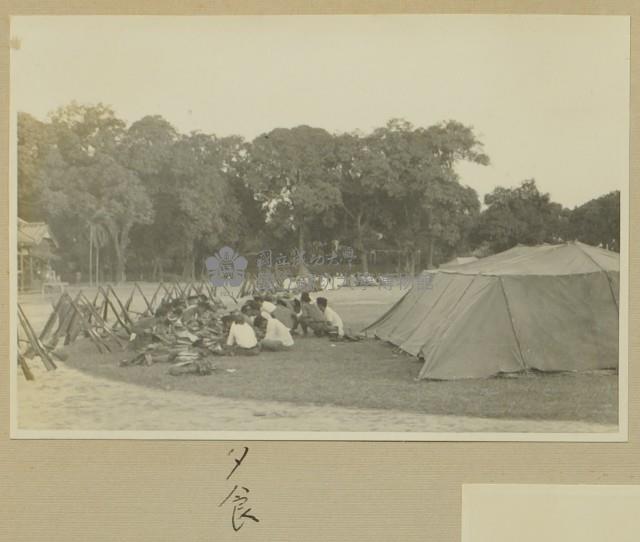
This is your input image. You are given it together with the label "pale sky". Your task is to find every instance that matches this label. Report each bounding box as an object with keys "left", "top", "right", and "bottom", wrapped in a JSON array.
[{"left": 10, "top": 15, "right": 629, "bottom": 208}]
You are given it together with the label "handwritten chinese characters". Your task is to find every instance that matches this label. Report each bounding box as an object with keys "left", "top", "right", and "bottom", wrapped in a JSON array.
[{"left": 219, "top": 446, "right": 259, "bottom": 532}]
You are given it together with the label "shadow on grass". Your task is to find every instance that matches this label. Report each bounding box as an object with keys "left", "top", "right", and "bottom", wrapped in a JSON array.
[{"left": 61, "top": 331, "right": 618, "bottom": 426}]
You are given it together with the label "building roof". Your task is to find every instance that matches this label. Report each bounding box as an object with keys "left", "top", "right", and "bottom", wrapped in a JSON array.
[{"left": 17, "top": 218, "right": 58, "bottom": 248}]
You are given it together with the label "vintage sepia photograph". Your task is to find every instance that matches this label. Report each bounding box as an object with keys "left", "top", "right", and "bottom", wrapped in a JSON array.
[{"left": 9, "top": 15, "right": 629, "bottom": 439}]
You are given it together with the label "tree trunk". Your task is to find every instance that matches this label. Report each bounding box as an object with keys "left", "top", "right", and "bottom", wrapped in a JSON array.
[
  {"left": 354, "top": 213, "right": 369, "bottom": 274},
  {"left": 152, "top": 258, "right": 165, "bottom": 281},
  {"left": 182, "top": 244, "right": 195, "bottom": 280},
  {"left": 89, "top": 224, "right": 93, "bottom": 287},
  {"left": 427, "top": 237, "right": 434, "bottom": 269},
  {"left": 109, "top": 225, "right": 130, "bottom": 284},
  {"left": 152, "top": 258, "right": 162, "bottom": 281},
  {"left": 402, "top": 247, "right": 421, "bottom": 276},
  {"left": 113, "top": 241, "right": 126, "bottom": 284},
  {"left": 424, "top": 207, "right": 434, "bottom": 270},
  {"left": 297, "top": 224, "right": 305, "bottom": 275},
  {"left": 113, "top": 237, "right": 127, "bottom": 284}
]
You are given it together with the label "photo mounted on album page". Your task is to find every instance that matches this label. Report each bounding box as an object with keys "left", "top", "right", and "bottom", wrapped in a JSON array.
[{"left": 9, "top": 14, "right": 630, "bottom": 441}]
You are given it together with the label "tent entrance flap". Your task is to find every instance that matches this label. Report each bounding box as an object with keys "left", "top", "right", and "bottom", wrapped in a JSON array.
[{"left": 418, "top": 276, "right": 527, "bottom": 380}]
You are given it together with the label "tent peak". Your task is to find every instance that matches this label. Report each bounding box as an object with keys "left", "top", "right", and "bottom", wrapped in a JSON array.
[{"left": 436, "top": 242, "right": 619, "bottom": 276}]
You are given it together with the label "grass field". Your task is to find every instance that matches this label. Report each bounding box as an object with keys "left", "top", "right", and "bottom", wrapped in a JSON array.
[{"left": 56, "top": 285, "right": 619, "bottom": 426}]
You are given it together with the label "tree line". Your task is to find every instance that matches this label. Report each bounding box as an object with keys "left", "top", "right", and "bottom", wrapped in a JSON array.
[{"left": 18, "top": 103, "right": 621, "bottom": 283}]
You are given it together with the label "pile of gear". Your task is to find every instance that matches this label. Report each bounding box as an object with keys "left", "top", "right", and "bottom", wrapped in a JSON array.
[
  {"left": 18, "top": 281, "right": 239, "bottom": 380},
  {"left": 120, "top": 293, "right": 233, "bottom": 375},
  {"left": 18, "top": 280, "right": 359, "bottom": 382}
]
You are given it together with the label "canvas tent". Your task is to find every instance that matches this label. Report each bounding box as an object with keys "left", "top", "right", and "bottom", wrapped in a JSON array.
[
  {"left": 364, "top": 242, "right": 619, "bottom": 380},
  {"left": 439, "top": 256, "right": 478, "bottom": 269}
]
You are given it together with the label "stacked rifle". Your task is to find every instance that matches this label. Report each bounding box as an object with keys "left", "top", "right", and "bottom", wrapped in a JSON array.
[{"left": 17, "top": 281, "right": 228, "bottom": 380}]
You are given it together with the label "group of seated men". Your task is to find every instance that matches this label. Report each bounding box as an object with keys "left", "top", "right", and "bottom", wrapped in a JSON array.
[{"left": 224, "top": 292, "right": 345, "bottom": 355}]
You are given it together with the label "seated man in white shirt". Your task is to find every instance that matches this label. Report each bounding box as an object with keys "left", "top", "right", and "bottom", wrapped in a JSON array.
[
  {"left": 225, "top": 314, "right": 260, "bottom": 355},
  {"left": 253, "top": 315, "right": 295, "bottom": 351},
  {"left": 254, "top": 295, "right": 277, "bottom": 320},
  {"left": 316, "top": 297, "right": 344, "bottom": 338}
]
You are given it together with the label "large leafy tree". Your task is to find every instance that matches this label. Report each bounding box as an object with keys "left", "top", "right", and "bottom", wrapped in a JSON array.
[
  {"left": 208, "top": 135, "right": 267, "bottom": 255},
  {"left": 168, "top": 132, "right": 242, "bottom": 279},
  {"left": 472, "top": 179, "right": 569, "bottom": 253},
  {"left": 247, "top": 126, "right": 342, "bottom": 272},
  {"left": 39, "top": 103, "right": 153, "bottom": 282},
  {"left": 122, "top": 118, "right": 248, "bottom": 280},
  {"left": 372, "top": 119, "right": 488, "bottom": 272},
  {"left": 120, "top": 114, "right": 179, "bottom": 191},
  {"left": 30, "top": 104, "right": 623, "bottom": 283},
  {"left": 334, "top": 132, "right": 392, "bottom": 272},
  {"left": 568, "top": 191, "right": 620, "bottom": 251},
  {"left": 121, "top": 115, "right": 180, "bottom": 279},
  {"left": 17, "top": 112, "right": 54, "bottom": 221}
]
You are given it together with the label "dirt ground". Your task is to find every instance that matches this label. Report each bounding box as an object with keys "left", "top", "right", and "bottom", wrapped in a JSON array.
[
  {"left": 16, "top": 283, "right": 619, "bottom": 434},
  {"left": 17, "top": 363, "right": 615, "bottom": 433}
]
